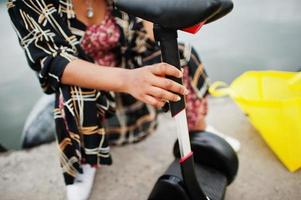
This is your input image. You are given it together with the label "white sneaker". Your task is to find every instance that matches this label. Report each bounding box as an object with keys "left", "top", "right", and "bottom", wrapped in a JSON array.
[
  {"left": 206, "top": 125, "right": 241, "bottom": 152},
  {"left": 66, "top": 164, "right": 96, "bottom": 200}
]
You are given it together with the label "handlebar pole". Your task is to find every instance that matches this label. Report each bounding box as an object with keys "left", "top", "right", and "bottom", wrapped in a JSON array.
[
  {"left": 153, "top": 24, "right": 209, "bottom": 200},
  {"left": 153, "top": 24, "right": 191, "bottom": 158}
]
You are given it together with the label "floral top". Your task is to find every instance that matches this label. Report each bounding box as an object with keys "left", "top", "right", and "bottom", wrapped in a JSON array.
[{"left": 80, "top": 7, "right": 121, "bottom": 67}]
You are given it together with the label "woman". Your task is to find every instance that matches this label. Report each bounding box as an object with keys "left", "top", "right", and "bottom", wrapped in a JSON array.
[{"left": 7, "top": 0, "right": 239, "bottom": 199}]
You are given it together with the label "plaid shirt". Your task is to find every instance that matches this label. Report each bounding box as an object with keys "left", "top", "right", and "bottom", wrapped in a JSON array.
[{"left": 7, "top": 0, "right": 209, "bottom": 184}]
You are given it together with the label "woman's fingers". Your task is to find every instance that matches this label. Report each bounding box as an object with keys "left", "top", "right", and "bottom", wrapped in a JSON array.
[
  {"left": 150, "top": 63, "right": 183, "bottom": 78},
  {"left": 128, "top": 63, "right": 188, "bottom": 107},
  {"left": 143, "top": 95, "right": 166, "bottom": 108},
  {"left": 151, "top": 75, "right": 188, "bottom": 96},
  {"left": 148, "top": 63, "right": 188, "bottom": 95},
  {"left": 148, "top": 86, "right": 181, "bottom": 102}
]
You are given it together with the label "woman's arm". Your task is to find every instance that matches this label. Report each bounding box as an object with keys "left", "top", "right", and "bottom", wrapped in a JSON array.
[
  {"left": 8, "top": 1, "right": 187, "bottom": 108},
  {"left": 62, "top": 59, "right": 188, "bottom": 108},
  {"left": 62, "top": 59, "right": 128, "bottom": 92}
]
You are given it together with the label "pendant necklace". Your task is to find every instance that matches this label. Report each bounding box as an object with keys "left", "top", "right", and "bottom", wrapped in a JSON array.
[{"left": 86, "top": 0, "right": 94, "bottom": 18}]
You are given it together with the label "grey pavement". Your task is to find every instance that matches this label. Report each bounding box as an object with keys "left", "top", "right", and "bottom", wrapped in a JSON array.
[{"left": 1, "top": 98, "right": 300, "bottom": 200}]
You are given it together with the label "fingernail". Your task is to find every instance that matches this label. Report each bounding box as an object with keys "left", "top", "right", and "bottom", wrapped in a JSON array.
[
  {"left": 178, "top": 71, "right": 183, "bottom": 78},
  {"left": 184, "top": 88, "right": 189, "bottom": 95},
  {"left": 176, "top": 96, "right": 181, "bottom": 101}
]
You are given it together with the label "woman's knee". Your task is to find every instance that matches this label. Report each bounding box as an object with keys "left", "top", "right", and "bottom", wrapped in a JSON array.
[{"left": 178, "top": 43, "right": 202, "bottom": 67}]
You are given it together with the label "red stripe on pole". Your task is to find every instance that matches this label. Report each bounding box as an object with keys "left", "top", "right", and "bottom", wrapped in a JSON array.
[{"left": 179, "top": 151, "right": 193, "bottom": 164}]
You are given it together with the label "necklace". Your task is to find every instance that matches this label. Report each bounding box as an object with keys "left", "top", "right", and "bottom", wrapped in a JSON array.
[{"left": 85, "top": 0, "right": 94, "bottom": 18}]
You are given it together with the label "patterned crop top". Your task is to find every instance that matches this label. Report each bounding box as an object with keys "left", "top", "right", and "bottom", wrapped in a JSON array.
[{"left": 80, "top": 7, "right": 121, "bottom": 67}]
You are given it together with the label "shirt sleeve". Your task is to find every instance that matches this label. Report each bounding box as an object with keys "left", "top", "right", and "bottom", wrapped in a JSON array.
[{"left": 7, "top": 0, "right": 78, "bottom": 94}]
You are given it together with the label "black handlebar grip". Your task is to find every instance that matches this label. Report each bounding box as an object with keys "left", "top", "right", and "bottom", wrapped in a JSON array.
[{"left": 154, "top": 25, "right": 186, "bottom": 117}]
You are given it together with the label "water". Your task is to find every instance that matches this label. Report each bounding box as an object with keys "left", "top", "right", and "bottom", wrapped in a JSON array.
[
  {"left": 1, "top": 0, "right": 301, "bottom": 150},
  {"left": 0, "top": 4, "right": 41, "bottom": 150},
  {"left": 178, "top": 0, "right": 301, "bottom": 82}
]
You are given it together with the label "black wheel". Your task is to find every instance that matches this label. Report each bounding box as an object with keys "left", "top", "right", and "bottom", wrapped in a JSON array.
[
  {"left": 148, "top": 175, "right": 190, "bottom": 200},
  {"left": 173, "top": 131, "right": 239, "bottom": 185}
]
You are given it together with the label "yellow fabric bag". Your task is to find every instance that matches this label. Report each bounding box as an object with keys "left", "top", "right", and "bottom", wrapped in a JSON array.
[{"left": 209, "top": 70, "right": 301, "bottom": 172}]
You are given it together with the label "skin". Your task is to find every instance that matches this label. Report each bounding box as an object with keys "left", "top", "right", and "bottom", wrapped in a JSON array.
[
  {"left": 67, "top": 0, "right": 205, "bottom": 130},
  {"left": 64, "top": 0, "right": 187, "bottom": 109}
]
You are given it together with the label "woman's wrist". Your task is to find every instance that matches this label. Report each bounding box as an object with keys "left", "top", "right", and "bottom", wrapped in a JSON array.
[
  {"left": 62, "top": 59, "right": 131, "bottom": 93},
  {"left": 111, "top": 67, "right": 131, "bottom": 93}
]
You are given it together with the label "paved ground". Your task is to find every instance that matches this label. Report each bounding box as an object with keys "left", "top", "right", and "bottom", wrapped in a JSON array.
[{"left": 1, "top": 98, "right": 300, "bottom": 200}]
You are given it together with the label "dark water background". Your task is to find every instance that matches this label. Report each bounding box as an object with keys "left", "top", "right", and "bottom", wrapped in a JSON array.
[{"left": 1, "top": 0, "right": 301, "bottom": 149}]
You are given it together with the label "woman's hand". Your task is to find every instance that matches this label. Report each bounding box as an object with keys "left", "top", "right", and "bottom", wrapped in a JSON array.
[
  {"left": 123, "top": 63, "right": 189, "bottom": 108},
  {"left": 62, "top": 60, "right": 187, "bottom": 109}
]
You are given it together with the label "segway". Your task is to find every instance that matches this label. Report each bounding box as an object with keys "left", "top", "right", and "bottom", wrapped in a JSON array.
[{"left": 114, "top": 0, "right": 238, "bottom": 199}]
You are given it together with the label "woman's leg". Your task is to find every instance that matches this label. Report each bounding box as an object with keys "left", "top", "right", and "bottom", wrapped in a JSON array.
[
  {"left": 175, "top": 43, "right": 209, "bottom": 131},
  {"left": 54, "top": 85, "right": 112, "bottom": 199},
  {"left": 183, "top": 65, "right": 208, "bottom": 131},
  {"left": 180, "top": 44, "right": 240, "bottom": 151}
]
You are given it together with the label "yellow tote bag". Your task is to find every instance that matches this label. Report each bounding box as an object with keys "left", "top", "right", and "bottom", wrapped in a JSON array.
[{"left": 209, "top": 70, "right": 301, "bottom": 172}]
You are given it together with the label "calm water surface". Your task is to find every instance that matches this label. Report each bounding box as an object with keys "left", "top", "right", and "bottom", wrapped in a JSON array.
[{"left": 1, "top": 0, "right": 301, "bottom": 149}]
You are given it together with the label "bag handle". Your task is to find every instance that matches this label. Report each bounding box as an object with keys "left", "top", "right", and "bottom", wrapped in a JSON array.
[
  {"left": 288, "top": 72, "right": 301, "bottom": 90},
  {"left": 209, "top": 81, "right": 232, "bottom": 97}
]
